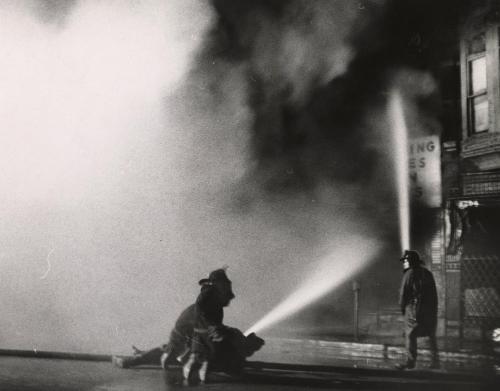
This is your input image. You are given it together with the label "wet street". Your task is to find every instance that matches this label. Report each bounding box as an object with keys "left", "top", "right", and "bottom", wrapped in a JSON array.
[{"left": 0, "top": 356, "right": 497, "bottom": 391}]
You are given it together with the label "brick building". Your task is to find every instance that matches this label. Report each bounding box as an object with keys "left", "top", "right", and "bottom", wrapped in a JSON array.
[
  {"left": 437, "top": 0, "right": 500, "bottom": 341},
  {"left": 368, "top": 0, "right": 500, "bottom": 343}
]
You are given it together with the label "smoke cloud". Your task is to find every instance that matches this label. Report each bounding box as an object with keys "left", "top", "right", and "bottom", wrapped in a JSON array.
[
  {"left": 0, "top": 0, "right": 218, "bottom": 353},
  {"left": 0, "top": 0, "right": 463, "bottom": 354}
]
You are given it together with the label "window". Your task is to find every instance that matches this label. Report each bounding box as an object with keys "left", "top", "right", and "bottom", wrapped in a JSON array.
[
  {"left": 466, "top": 33, "right": 489, "bottom": 134},
  {"left": 468, "top": 55, "right": 489, "bottom": 132},
  {"left": 460, "top": 10, "right": 500, "bottom": 141}
]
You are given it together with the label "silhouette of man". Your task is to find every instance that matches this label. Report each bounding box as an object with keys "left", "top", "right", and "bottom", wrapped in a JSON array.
[{"left": 396, "top": 250, "right": 440, "bottom": 370}]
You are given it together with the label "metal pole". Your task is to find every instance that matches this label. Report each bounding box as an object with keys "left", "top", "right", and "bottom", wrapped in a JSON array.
[{"left": 352, "top": 280, "right": 360, "bottom": 341}]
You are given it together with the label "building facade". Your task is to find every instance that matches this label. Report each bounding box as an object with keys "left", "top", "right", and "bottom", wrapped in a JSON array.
[{"left": 440, "top": 0, "right": 500, "bottom": 341}]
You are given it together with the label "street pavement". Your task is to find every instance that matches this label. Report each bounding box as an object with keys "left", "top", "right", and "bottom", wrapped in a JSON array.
[
  {"left": 0, "top": 355, "right": 498, "bottom": 391},
  {"left": 0, "top": 335, "right": 498, "bottom": 390},
  {"left": 253, "top": 336, "right": 500, "bottom": 374},
  {"left": 0, "top": 345, "right": 499, "bottom": 391}
]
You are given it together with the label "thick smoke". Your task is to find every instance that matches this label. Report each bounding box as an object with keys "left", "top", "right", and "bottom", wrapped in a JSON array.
[
  {"left": 0, "top": 0, "right": 465, "bottom": 354},
  {"left": 0, "top": 0, "right": 217, "bottom": 353},
  {"left": 30, "top": 0, "right": 79, "bottom": 26},
  {"left": 194, "top": 0, "right": 465, "bottom": 330},
  {"left": 209, "top": 0, "right": 460, "bottom": 195}
]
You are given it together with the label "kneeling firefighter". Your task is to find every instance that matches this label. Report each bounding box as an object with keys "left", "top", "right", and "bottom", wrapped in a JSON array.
[{"left": 112, "top": 268, "right": 264, "bottom": 384}]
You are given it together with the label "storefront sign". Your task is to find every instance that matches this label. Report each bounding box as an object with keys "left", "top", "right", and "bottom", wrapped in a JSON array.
[
  {"left": 462, "top": 171, "right": 500, "bottom": 196},
  {"left": 409, "top": 135, "right": 442, "bottom": 207}
]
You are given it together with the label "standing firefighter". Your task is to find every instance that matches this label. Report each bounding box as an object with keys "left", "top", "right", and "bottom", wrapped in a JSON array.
[{"left": 396, "top": 250, "right": 440, "bottom": 370}]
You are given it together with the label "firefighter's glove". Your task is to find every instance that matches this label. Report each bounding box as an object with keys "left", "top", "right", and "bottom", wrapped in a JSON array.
[{"left": 208, "top": 325, "right": 225, "bottom": 342}]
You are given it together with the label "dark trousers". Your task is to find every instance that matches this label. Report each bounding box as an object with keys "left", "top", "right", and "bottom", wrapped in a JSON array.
[
  {"left": 125, "top": 346, "right": 165, "bottom": 366},
  {"left": 406, "top": 329, "right": 439, "bottom": 364}
]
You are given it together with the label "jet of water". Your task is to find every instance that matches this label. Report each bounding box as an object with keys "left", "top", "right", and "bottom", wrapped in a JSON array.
[
  {"left": 244, "top": 237, "right": 379, "bottom": 336},
  {"left": 389, "top": 89, "right": 410, "bottom": 253}
]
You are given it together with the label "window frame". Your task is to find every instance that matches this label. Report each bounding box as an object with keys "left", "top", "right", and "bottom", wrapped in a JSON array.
[
  {"left": 460, "top": 20, "right": 500, "bottom": 139},
  {"left": 466, "top": 53, "right": 489, "bottom": 133}
]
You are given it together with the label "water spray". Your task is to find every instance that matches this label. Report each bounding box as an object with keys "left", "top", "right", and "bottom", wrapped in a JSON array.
[
  {"left": 389, "top": 89, "right": 410, "bottom": 253},
  {"left": 244, "top": 238, "right": 379, "bottom": 336},
  {"left": 243, "top": 91, "right": 410, "bottom": 337}
]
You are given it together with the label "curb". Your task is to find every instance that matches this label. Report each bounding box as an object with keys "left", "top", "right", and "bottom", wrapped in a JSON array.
[{"left": 258, "top": 337, "right": 499, "bottom": 367}]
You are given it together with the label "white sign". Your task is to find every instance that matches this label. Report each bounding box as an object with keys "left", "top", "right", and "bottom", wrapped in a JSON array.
[{"left": 409, "top": 135, "right": 442, "bottom": 207}]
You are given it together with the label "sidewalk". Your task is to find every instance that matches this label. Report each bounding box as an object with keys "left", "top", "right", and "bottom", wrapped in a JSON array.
[
  {"left": 0, "top": 338, "right": 498, "bottom": 390},
  {"left": 250, "top": 335, "right": 500, "bottom": 376},
  {"left": 1, "top": 335, "right": 497, "bottom": 376},
  {"left": 1, "top": 355, "right": 496, "bottom": 391}
]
